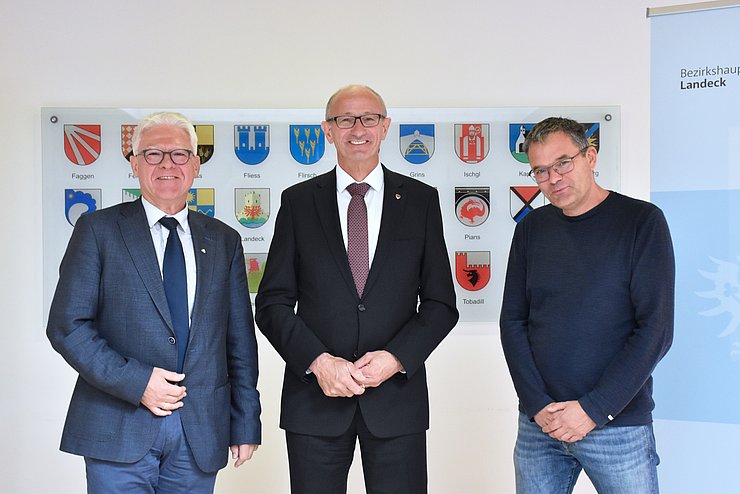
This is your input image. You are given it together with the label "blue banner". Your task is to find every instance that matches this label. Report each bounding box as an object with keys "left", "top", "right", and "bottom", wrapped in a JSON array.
[{"left": 651, "top": 4, "right": 740, "bottom": 492}]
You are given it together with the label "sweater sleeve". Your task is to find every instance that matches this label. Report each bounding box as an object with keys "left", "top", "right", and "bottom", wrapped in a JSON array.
[
  {"left": 578, "top": 208, "right": 675, "bottom": 426},
  {"left": 500, "top": 221, "right": 555, "bottom": 419}
]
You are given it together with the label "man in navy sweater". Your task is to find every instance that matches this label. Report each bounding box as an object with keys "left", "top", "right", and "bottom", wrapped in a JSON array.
[{"left": 500, "top": 117, "right": 674, "bottom": 493}]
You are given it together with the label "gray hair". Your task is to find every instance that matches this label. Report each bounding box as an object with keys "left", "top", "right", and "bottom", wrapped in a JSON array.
[
  {"left": 522, "top": 117, "right": 589, "bottom": 155},
  {"left": 325, "top": 84, "right": 387, "bottom": 120},
  {"left": 132, "top": 111, "right": 198, "bottom": 155}
]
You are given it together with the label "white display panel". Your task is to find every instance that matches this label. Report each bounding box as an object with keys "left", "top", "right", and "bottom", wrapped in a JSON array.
[{"left": 42, "top": 106, "right": 620, "bottom": 324}]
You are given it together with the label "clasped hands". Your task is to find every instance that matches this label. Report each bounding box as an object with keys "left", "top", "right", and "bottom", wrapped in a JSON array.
[
  {"left": 140, "top": 367, "right": 258, "bottom": 467},
  {"left": 534, "top": 401, "right": 597, "bottom": 443},
  {"left": 309, "top": 351, "right": 402, "bottom": 398}
]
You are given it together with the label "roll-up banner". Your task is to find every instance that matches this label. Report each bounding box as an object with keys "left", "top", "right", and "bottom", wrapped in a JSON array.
[{"left": 650, "top": 1, "right": 740, "bottom": 491}]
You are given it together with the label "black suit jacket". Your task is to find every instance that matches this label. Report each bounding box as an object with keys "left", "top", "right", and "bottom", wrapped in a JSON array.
[
  {"left": 47, "top": 199, "right": 261, "bottom": 472},
  {"left": 255, "top": 166, "right": 458, "bottom": 438}
]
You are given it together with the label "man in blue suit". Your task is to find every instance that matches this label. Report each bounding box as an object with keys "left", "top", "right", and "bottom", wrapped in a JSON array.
[{"left": 47, "top": 112, "right": 261, "bottom": 493}]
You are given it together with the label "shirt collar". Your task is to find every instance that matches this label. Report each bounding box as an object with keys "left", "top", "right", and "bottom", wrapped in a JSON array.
[
  {"left": 335, "top": 163, "right": 384, "bottom": 194},
  {"left": 141, "top": 197, "right": 190, "bottom": 233}
]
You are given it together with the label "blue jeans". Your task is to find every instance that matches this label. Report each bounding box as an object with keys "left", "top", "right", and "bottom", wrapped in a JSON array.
[
  {"left": 514, "top": 413, "right": 659, "bottom": 494},
  {"left": 85, "top": 410, "right": 217, "bottom": 494}
]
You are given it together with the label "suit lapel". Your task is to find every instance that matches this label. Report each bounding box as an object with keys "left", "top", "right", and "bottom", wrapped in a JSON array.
[
  {"left": 314, "top": 169, "right": 358, "bottom": 298},
  {"left": 364, "top": 166, "right": 406, "bottom": 297},
  {"left": 188, "top": 210, "right": 215, "bottom": 338},
  {"left": 118, "top": 199, "right": 174, "bottom": 333}
]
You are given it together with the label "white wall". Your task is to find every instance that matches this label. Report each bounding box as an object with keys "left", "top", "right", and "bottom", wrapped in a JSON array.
[{"left": 0, "top": 0, "right": 679, "bottom": 492}]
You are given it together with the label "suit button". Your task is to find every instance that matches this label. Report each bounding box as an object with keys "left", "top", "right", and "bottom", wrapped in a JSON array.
[
  {"left": 168, "top": 336, "right": 176, "bottom": 345},
  {"left": 358, "top": 304, "right": 366, "bottom": 312},
  {"left": 353, "top": 351, "right": 358, "bottom": 358}
]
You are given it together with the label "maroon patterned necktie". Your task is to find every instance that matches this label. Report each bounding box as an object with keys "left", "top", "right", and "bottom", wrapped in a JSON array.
[{"left": 346, "top": 182, "right": 371, "bottom": 298}]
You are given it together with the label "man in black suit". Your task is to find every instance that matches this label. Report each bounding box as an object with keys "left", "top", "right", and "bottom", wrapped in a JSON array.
[
  {"left": 47, "top": 112, "right": 260, "bottom": 493},
  {"left": 256, "top": 85, "right": 458, "bottom": 493}
]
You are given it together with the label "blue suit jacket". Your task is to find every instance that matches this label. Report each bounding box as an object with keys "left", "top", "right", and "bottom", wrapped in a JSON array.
[{"left": 47, "top": 199, "right": 261, "bottom": 472}]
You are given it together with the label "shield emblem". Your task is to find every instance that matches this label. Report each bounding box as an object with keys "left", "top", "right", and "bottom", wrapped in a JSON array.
[
  {"left": 400, "top": 124, "right": 434, "bottom": 164},
  {"left": 510, "top": 186, "right": 546, "bottom": 223},
  {"left": 454, "top": 123, "right": 490, "bottom": 163},
  {"left": 235, "top": 188, "right": 270, "bottom": 229},
  {"left": 455, "top": 187, "right": 490, "bottom": 227},
  {"left": 121, "top": 124, "right": 137, "bottom": 162},
  {"left": 244, "top": 253, "right": 268, "bottom": 293},
  {"left": 509, "top": 123, "right": 535, "bottom": 163},
  {"left": 187, "top": 188, "right": 215, "bottom": 217},
  {"left": 235, "top": 125, "right": 270, "bottom": 165},
  {"left": 582, "top": 123, "right": 600, "bottom": 152},
  {"left": 455, "top": 251, "right": 491, "bottom": 291},
  {"left": 64, "top": 124, "right": 101, "bottom": 166},
  {"left": 195, "top": 125, "right": 214, "bottom": 164},
  {"left": 65, "top": 189, "right": 101, "bottom": 226},
  {"left": 122, "top": 189, "right": 141, "bottom": 203},
  {"left": 290, "top": 125, "right": 325, "bottom": 165}
]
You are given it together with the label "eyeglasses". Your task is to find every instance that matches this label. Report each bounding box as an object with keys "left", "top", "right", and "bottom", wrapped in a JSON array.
[
  {"left": 326, "top": 114, "right": 386, "bottom": 129},
  {"left": 528, "top": 148, "right": 587, "bottom": 183},
  {"left": 137, "top": 148, "right": 194, "bottom": 166}
]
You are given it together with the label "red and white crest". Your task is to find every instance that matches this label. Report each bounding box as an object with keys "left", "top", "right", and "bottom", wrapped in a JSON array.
[
  {"left": 121, "top": 124, "right": 137, "bottom": 161},
  {"left": 454, "top": 123, "right": 490, "bottom": 163},
  {"left": 64, "top": 124, "right": 101, "bottom": 166},
  {"left": 455, "top": 251, "right": 491, "bottom": 291}
]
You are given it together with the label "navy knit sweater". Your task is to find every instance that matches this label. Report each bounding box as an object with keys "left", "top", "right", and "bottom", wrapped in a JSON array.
[{"left": 500, "top": 192, "right": 674, "bottom": 427}]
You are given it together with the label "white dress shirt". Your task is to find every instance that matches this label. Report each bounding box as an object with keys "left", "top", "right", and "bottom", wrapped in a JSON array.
[
  {"left": 335, "top": 163, "right": 384, "bottom": 267},
  {"left": 141, "top": 197, "right": 197, "bottom": 321},
  {"left": 306, "top": 164, "right": 389, "bottom": 375}
]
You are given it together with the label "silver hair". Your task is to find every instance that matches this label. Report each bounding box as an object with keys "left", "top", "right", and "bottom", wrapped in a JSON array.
[{"left": 132, "top": 111, "right": 198, "bottom": 155}]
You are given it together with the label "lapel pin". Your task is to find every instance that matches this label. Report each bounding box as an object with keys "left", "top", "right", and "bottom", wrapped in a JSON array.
[
  {"left": 395, "top": 193, "right": 401, "bottom": 200},
  {"left": 201, "top": 248, "right": 206, "bottom": 254}
]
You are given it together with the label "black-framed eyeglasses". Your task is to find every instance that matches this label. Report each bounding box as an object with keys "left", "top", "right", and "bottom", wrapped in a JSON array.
[
  {"left": 137, "top": 148, "right": 194, "bottom": 166},
  {"left": 326, "top": 114, "right": 386, "bottom": 129},
  {"left": 528, "top": 148, "right": 587, "bottom": 183}
]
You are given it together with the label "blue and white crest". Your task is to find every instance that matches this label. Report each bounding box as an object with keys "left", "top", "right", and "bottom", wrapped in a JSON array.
[
  {"left": 290, "top": 125, "right": 325, "bottom": 165},
  {"left": 509, "top": 123, "right": 535, "bottom": 163},
  {"left": 65, "top": 188, "right": 101, "bottom": 226},
  {"left": 400, "top": 124, "right": 435, "bottom": 164},
  {"left": 235, "top": 125, "right": 270, "bottom": 165}
]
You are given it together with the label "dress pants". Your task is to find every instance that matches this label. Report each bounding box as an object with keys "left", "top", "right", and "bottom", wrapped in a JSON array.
[
  {"left": 286, "top": 406, "right": 427, "bottom": 494},
  {"left": 85, "top": 410, "right": 217, "bottom": 494}
]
